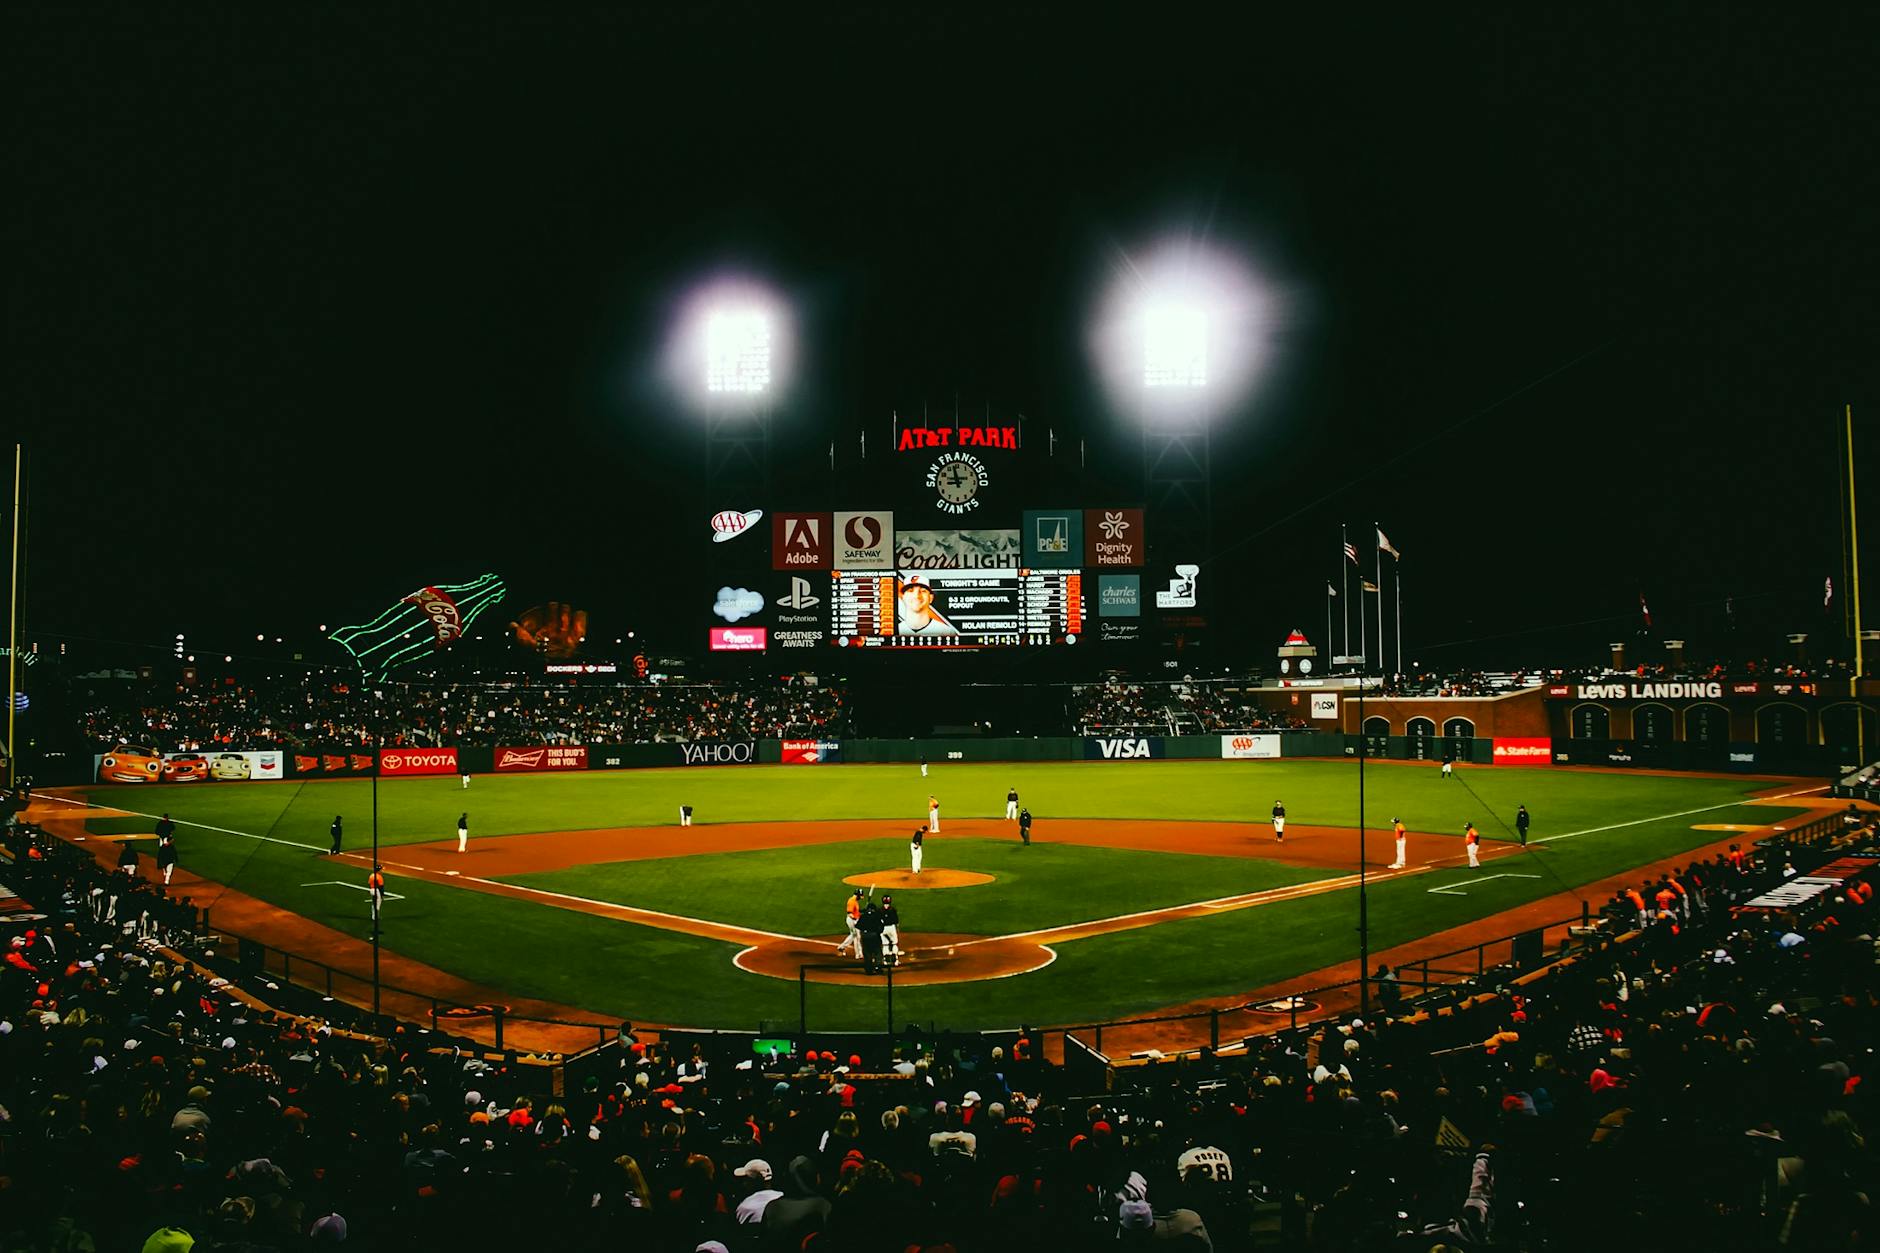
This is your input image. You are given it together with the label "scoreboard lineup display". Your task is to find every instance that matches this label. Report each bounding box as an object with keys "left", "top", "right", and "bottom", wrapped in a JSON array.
[
  {"left": 709, "top": 420, "right": 1151, "bottom": 654},
  {"left": 829, "top": 565, "right": 1085, "bottom": 648}
]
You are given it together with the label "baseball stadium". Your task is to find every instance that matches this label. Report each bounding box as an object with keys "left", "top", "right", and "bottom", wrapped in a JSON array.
[{"left": 7, "top": 10, "right": 1879, "bottom": 1251}]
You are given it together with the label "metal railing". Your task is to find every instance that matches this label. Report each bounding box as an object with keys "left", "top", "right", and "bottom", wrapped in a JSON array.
[{"left": 202, "top": 914, "right": 620, "bottom": 1053}]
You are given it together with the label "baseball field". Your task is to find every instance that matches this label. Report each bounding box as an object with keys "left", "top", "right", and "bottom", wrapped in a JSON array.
[{"left": 37, "top": 759, "right": 1829, "bottom": 1039}]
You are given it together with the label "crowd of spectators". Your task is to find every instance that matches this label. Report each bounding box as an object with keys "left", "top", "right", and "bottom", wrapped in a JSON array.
[
  {"left": 1071, "top": 681, "right": 1307, "bottom": 736},
  {"left": 3, "top": 798, "right": 1877, "bottom": 1248},
  {"left": 76, "top": 676, "right": 848, "bottom": 752}
]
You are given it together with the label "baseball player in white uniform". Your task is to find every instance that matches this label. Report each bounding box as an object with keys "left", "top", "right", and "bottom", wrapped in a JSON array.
[
  {"left": 910, "top": 826, "right": 924, "bottom": 875},
  {"left": 928, "top": 795, "right": 940, "bottom": 833},
  {"left": 1005, "top": 787, "right": 1018, "bottom": 820},
  {"left": 880, "top": 894, "right": 901, "bottom": 966}
]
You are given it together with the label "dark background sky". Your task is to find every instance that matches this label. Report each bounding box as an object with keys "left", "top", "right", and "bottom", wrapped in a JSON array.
[{"left": 8, "top": 5, "right": 1877, "bottom": 675}]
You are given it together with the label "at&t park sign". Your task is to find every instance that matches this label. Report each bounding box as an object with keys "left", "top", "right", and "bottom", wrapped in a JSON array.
[
  {"left": 896, "top": 424, "right": 1018, "bottom": 451},
  {"left": 1555, "top": 681, "right": 1724, "bottom": 701}
]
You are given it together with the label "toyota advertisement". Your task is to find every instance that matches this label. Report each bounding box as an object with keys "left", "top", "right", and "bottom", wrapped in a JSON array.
[
  {"left": 495, "top": 745, "right": 589, "bottom": 772},
  {"left": 378, "top": 747, "right": 460, "bottom": 777}
]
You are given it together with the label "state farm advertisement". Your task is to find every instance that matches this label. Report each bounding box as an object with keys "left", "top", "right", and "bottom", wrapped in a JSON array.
[
  {"left": 781, "top": 739, "right": 843, "bottom": 764},
  {"left": 378, "top": 747, "right": 460, "bottom": 777},
  {"left": 1492, "top": 738, "right": 1553, "bottom": 766},
  {"left": 709, "top": 626, "right": 768, "bottom": 652},
  {"left": 1220, "top": 734, "right": 1282, "bottom": 760},
  {"left": 495, "top": 745, "right": 589, "bottom": 773}
]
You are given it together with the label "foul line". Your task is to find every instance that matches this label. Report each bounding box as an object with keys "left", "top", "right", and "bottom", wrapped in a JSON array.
[
  {"left": 35, "top": 794, "right": 325, "bottom": 853},
  {"left": 1528, "top": 785, "right": 1828, "bottom": 846}
]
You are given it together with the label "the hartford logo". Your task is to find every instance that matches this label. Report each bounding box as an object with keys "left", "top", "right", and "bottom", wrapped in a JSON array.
[{"left": 681, "top": 741, "right": 756, "bottom": 766}]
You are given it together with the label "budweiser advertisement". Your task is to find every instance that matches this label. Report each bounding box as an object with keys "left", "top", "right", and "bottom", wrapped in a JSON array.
[
  {"left": 1492, "top": 737, "right": 1553, "bottom": 765},
  {"left": 709, "top": 626, "right": 768, "bottom": 652},
  {"left": 495, "top": 745, "right": 589, "bottom": 772},
  {"left": 378, "top": 747, "right": 460, "bottom": 777},
  {"left": 781, "top": 739, "right": 843, "bottom": 764}
]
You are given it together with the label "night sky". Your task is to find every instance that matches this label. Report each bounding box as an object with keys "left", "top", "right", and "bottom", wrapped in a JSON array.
[{"left": 9, "top": 7, "right": 1877, "bottom": 674}]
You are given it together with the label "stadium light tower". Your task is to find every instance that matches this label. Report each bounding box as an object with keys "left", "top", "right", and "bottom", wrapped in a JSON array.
[
  {"left": 1091, "top": 239, "right": 1273, "bottom": 565},
  {"left": 667, "top": 278, "right": 791, "bottom": 506}
]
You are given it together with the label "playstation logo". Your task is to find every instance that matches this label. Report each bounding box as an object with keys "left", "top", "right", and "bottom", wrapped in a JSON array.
[{"left": 780, "top": 577, "right": 821, "bottom": 610}]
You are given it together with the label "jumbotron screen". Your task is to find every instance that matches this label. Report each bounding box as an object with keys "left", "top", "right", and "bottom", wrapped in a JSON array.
[{"left": 830, "top": 568, "right": 1084, "bottom": 649}]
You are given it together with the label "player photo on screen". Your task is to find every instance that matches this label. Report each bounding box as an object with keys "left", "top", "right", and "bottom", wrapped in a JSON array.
[{"left": 895, "top": 574, "right": 958, "bottom": 636}]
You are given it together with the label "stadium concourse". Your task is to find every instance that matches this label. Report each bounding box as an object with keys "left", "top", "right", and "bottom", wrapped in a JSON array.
[{"left": 3, "top": 791, "right": 1878, "bottom": 1250}]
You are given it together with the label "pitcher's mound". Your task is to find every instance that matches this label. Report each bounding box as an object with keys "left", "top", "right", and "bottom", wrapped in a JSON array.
[{"left": 843, "top": 869, "right": 993, "bottom": 889}]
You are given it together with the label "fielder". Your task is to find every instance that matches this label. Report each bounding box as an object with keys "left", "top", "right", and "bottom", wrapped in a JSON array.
[
  {"left": 1464, "top": 821, "right": 1481, "bottom": 868},
  {"left": 910, "top": 826, "right": 925, "bottom": 876},
  {"left": 1271, "top": 800, "right": 1286, "bottom": 844},
  {"left": 836, "top": 889, "right": 863, "bottom": 956},
  {"left": 928, "top": 794, "right": 940, "bottom": 833},
  {"left": 457, "top": 812, "right": 469, "bottom": 853},
  {"left": 880, "top": 894, "right": 901, "bottom": 966},
  {"left": 1390, "top": 817, "right": 1407, "bottom": 869},
  {"left": 1005, "top": 786, "right": 1019, "bottom": 820}
]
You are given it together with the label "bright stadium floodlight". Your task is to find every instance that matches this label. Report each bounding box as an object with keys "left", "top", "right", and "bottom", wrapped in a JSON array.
[
  {"left": 1089, "top": 235, "right": 1287, "bottom": 417},
  {"left": 663, "top": 275, "right": 792, "bottom": 410},
  {"left": 705, "top": 309, "right": 772, "bottom": 394},
  {"left": 1142, "top": 305, "right": 1208, "bottom": 388}
]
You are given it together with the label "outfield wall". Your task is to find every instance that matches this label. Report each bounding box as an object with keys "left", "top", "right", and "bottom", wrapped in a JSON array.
[{"left": 68, "top": 731, "right": 1840, "bottom": 787}]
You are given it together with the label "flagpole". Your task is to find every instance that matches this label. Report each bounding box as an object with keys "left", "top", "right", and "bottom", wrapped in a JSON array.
[
  {"left": 1374, "top": 524, "right": 1385, "bottom": 677},
  {"left": 1395, "top": 567, "right": 1404, "bottom": 678},
  {"left": 1341, "top": 524, "right": 1350, "bottom": 662}
]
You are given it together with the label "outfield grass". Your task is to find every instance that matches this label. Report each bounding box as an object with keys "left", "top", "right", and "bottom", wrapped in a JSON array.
[
  {"left": 80, "top": 758, "right": 1783, "bottom": 846},
  {"left": 60, "top": 762, "right": 1816, "bottom": 1030}
]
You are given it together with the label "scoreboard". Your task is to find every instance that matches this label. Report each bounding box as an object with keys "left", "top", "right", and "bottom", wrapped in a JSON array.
[{"left": 829, "top": 568, "right": 1083, "bottom": 649}]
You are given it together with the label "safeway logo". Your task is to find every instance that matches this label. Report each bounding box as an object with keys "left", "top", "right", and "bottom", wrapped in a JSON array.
[
  {"left": 498, "top": 748, "right": 546, "bottom": 769},
  {"left": 1097, "top": 738, "right": 1152, "bottom": 758}
]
